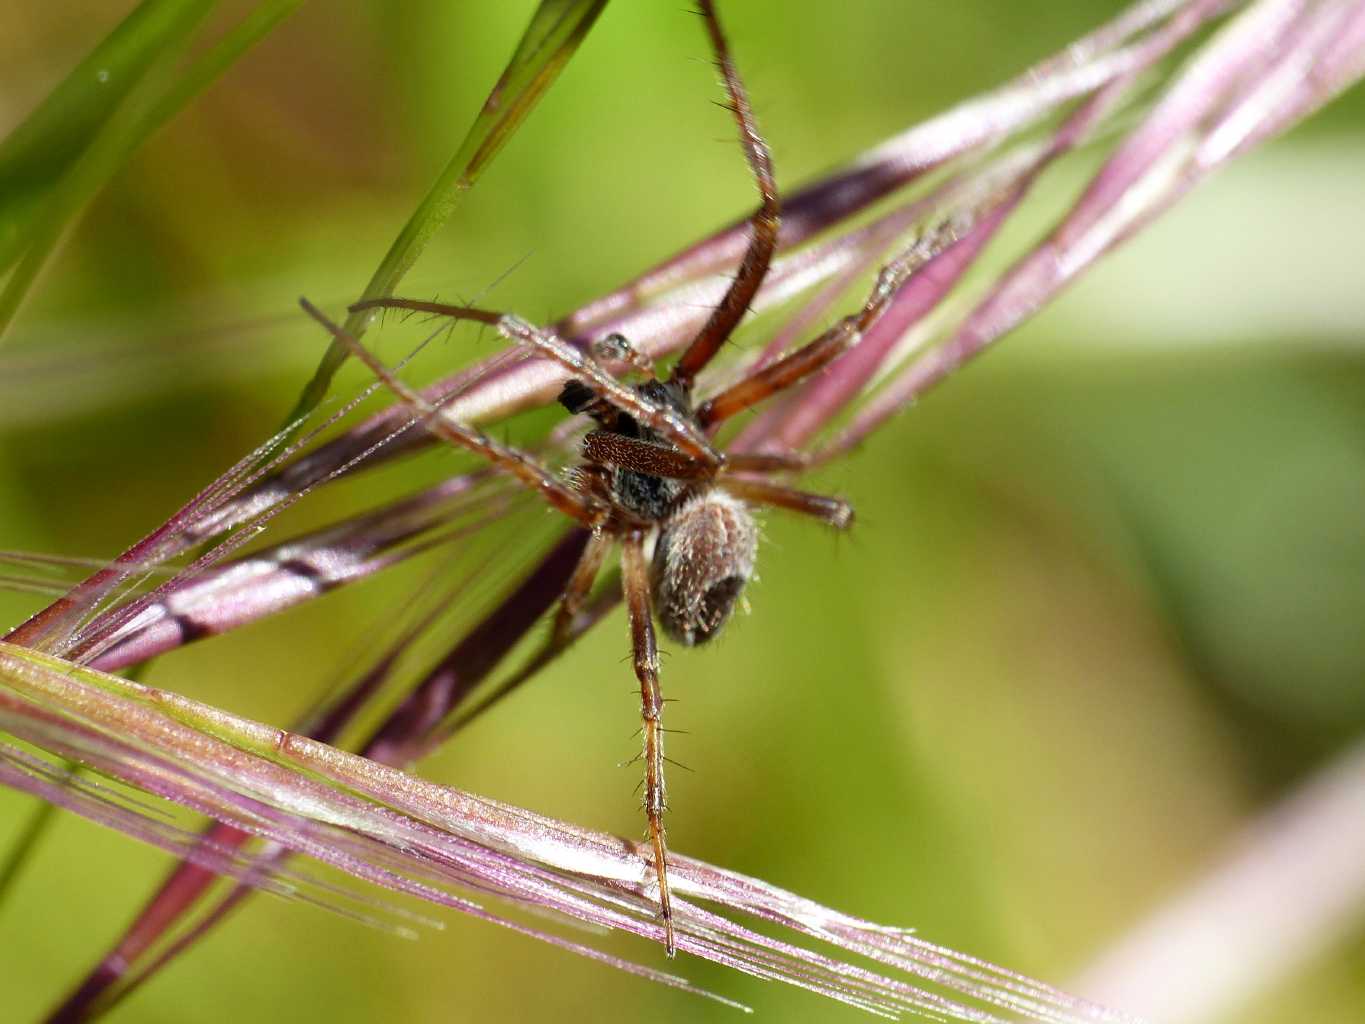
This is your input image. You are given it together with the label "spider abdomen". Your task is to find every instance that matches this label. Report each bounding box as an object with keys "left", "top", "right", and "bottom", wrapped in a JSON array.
[{"left": 652, "top": 491, "right": 758, "bottom": 647}]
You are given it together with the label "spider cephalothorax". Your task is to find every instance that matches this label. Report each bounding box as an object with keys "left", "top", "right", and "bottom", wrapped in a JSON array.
[{"left": 558, "top": 374, "right": 695, "bottom": 522}]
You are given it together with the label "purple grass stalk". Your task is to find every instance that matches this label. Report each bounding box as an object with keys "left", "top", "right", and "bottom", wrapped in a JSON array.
[
  {"left": 0, "top": 643, "right": 1140, "bottom": 1023},
  {"left": 75, "top": 548, "right": 516, "bottom": 1007},
  {"left": 1, "top": 323, "right": 500, "bottom": 656},
  {"left": 813, "top": 0, "right": 1365, "bottom": 462},
  {"left": 40, "top": 529, "right": 588, "bottom": 1021},
  {"left": 1074, "top": 739, "right": 1365, "bottom": 1024},
  {"left": 1, "top": 419, "right": 301, "bottom": 650},
  {"left": 1109, "top": 1, "right": 1365, "bottom": 243},
  {"left": 74, "top": 472, "right": 501, "bottom": 670}
]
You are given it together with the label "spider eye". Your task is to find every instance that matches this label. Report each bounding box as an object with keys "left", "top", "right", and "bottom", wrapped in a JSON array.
[{"left": 591, "top": 332, "right": 631, "bottom": 361}]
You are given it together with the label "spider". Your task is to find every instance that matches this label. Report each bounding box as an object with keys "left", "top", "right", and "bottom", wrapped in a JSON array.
[{"left": 304, "top": 0, "right": 939, "bottom": 956}]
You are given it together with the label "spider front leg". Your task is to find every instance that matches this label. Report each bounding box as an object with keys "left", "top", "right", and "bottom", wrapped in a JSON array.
[
  {"left": 302, "top": 300, "right": 609, "bottom": 527},
  {"left": 695, "top": 211, "right": 978, "bottom": 430},
  {"left": 349, "top": 297, "right": 721, "bottom": 468},
  {"left": 581, "top": 431, "right": 711, "bottom": 481},
  {"left": 621, "top": 530, "right": 675, "bottom": 956},
  {"left": 669, "top": 0, "right": 780, "bottom": 392},
  {"left": 696, "top": 319, "right": 856, "bottom": 429}
]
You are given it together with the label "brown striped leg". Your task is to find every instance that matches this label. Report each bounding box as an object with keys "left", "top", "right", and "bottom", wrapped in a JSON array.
[
  {"left": 621, "top": 530, "right": 675, "bottom": 955},
  {"left": 697, "top": 211, "right": 978, "bottom": 428},
  {"left": 550, "top": 530, "right": 612, "bottom": 646},
  {"left": 349, "top": 297, "right": 721, "bottom": 468},
  {"left": 696, "top": 320, "right": 855, "bottom": 428},
  {"left": 302, "top": 299, "right": 608, "bottom": 527},
  {"left": 583, "top": 432, "right": 811, "bottom": 482},
  {"left": 718, "top": 476, "right": 854, "bottom": 530}
]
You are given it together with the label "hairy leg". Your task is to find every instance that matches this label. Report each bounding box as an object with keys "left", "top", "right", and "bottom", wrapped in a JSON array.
[
  {"left": 696, "top": 210, "right": 977, "bottom": 428},
  {"left": 621, "top": 530, "right": 675, "bottom": 955},
  {"left": 718, "top": 476, "right": 854, "bottom": 530},
  {"left": 303, "top": 299, "right": 609, "bottom": 527},
  {"left": 669, "top": 0, "right": 780, "bottom": 391},
  {"left": 550, "top": 529, "right": 612, "bottom": 646},
  {"left": 350, "top": 297, "right": 721, "bottom": 468}
]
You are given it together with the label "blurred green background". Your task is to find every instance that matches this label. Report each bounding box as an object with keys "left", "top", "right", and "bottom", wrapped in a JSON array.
[{"left": 2, "top": 2, "right": 1365, "bottom": 1022}]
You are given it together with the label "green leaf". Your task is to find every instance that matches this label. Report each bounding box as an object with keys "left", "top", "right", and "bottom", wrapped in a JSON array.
[
  {"left": 0, "top": 1, "right": 201, "bottom": 199},
  {"left": 0, "top": 0, "right": 214, "bottom": 298},
  {"left": 0, "top": 0, "right": 304, "bottom": 343},
  {"left": 284, "top": 0, "right": 611, "bottom": 426}
]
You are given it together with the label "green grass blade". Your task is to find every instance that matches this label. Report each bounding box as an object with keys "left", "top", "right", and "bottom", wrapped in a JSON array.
[
  {"left": 0, "top": 1, "right": 303, "bottom": 344},
  {"left": 0, "top": 0, "right": 213, "bottom": 340},
  {"left": 285, "top": 0, "right": 611, "bottom": 425},
  {"left": 0, "top": 1, "right": 200, "bottom": 198}
]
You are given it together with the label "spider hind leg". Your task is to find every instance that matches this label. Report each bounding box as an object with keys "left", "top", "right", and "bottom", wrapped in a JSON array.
[{"left": 622, "top": 532, "right": 677, "bottom": 955}]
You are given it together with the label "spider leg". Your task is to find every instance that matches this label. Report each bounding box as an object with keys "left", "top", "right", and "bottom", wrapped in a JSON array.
[
  {"left": 696, "top": 210, "right": 977, "bottom": 429},
  {"left": 499, "top": 314, "right": 721, "bottom": 465},
  {"left": 550, "top": 529, "right": 613, "bottom": 645},
  {"left": 302, "top": 299, "right": 608, "bottom": 527},
  {"left": 350, "top": 297, "right": 721, "bottom": 468},
  {"left": 718, "top": 476, "right": 854, "bottom": 530},
  {"left": 696, "top": 319, "right": 854, "bottom": 428},
  {"left": 722, "top": 451, "right": 810, "bottom": 474},
  {"left": 669, "top": 0, "right": 780, "bottom": 392},
  {"left": 621, "top": 530, "right": 675, "bottom": 956}
]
